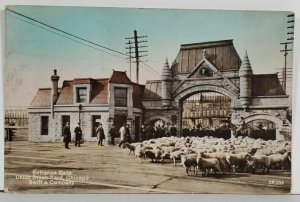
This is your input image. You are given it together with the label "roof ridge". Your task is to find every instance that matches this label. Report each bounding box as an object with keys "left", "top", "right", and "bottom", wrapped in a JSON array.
[{"left": 181, "top": 39, "right": 233, "bottom": 47}]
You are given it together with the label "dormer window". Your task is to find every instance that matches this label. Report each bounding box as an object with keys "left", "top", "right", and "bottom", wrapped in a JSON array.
[
  {"left": 73, "top": 83, "right": 91, "bottom": 104},
  {"left": 76, "top": 87, "right": 87, "bottom": 103}
]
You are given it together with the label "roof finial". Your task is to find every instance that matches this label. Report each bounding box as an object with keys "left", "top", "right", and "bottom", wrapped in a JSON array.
[{"left": 202, "top": 49, "right": 206, "bottom": 58}]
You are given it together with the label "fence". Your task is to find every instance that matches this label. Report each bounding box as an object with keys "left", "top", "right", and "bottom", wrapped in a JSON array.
[{"left": 5, "top": 109, "right": 28, "bottom": 127}]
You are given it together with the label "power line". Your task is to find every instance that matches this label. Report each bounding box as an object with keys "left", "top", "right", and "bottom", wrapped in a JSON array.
[
  {"left": 7, "top": 8, "right": 163, "bottom": 79},
  {"left": 6, "top": 8, "right": 128, "bottom": 57},
  {"left": 141, "top": 61, "right": 161, "bottom": 75},
  {"left": 140, "top": 63, "right": 161, "bottom": 78},
  {"left": 8, "top": 12, "right": 127, "bottom": 61}
]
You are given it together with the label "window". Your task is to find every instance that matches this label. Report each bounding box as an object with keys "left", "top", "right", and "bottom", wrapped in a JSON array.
[
  {"left": 61, "top": 115, "right": 70, "bottom": 136},
  {"left": 114, "top": 87, "right": 127, "bottom": 107},
  {"left": 76, "top": 87, "right": 87, "bottom": 103},
  {"left": 92, "top": 115, "right": 101, "bottom": 137},
  {"left": 41, "top": 116, "right": 49, "bottom": 135}
]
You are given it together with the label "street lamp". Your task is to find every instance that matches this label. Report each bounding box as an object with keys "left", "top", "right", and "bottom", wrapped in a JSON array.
[{"left": 78, "top": 104, "right": 82, "bottom": 125}]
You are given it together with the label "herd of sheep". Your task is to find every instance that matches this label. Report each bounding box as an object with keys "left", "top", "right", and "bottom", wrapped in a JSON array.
[{"left": 122, "top": 136, "right": 291, "bottom": 176}]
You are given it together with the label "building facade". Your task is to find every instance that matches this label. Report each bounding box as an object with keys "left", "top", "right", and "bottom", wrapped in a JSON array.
[
  {"left": 28, "top": 40, "right": 292, "bottom": 142},
  {"left": 28, "top": 70, "right": 144, "bottom": 142}
]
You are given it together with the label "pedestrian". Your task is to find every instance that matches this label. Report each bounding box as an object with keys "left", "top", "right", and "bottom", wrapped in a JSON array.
[
  {"left": 170, "top": 124, "right": 177, "bottom": 137},
  {"left": 119, "top": 123, "right": 126, "bottom": 148},
  {"left": 190, "top": 125, "right": 197, "bottom": 137},
  {"left": 145, "top": 125, "right": 154, "bottom": 140},
  {"left": 74, "top": 122, "right": 82, "bottom": 147},
  {"left": 125, "top": 124, "right": 132, "bottom": 143},
  {"left": 96, "top": 123, "right": 105, "bottom": 146},
  {"left": 139, "top": 124, "right": 146, "bottom": 142},
  {"left": 109, "top": 124, "right": 116, "bottom": 145},
  {"left": 63, "top": 122, "right": 71, "bottom": 149},
  {"left": 157, "top": 125, "right": 165, "bottom": 138}
]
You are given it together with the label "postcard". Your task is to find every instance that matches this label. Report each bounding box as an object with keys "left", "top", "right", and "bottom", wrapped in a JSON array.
[{"left": 3, "top": 6, "right": 294, "bottom": 194}]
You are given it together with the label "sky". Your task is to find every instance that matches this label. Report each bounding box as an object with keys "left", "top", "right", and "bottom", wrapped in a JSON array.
[{"left": 4, "top": 5, "right": 294, "bottom": 107}]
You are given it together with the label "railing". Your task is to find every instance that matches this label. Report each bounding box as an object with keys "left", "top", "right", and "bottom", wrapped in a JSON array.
[{"left": 5, "top": 110, "right": 28, "bottom": 127}]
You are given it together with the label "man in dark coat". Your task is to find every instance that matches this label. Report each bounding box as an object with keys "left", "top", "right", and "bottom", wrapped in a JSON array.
[
  {"left": 145, "top": 125, "right": 154, "bottom": 140},
  {"left": 63, "top": 122, "right": 71, "bottom": 149},
  {"left": 159, "top": 125, "right": 166, "bottom": 138},
  {"left": 74, "top": 122, "right": 82, "bottom": 147},
  {"left": 125, "top": 124, "right": 132, "bottom": 143},
  {"left": 96, "top": 123, "right": 105, "bottom": 146},
  {"left": 109, "top": 124, "right": 116, "bottom": 145},
  {"left": 170, "top": 124, "right": 177, "bottom": 137},
  {"left": 139, "top": 124, "right": 146, "bottom": 142}
]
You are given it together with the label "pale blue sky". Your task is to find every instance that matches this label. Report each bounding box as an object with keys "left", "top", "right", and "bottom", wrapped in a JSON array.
[{"left": 5, "top": 6, "right": 293, "bottom": 107}]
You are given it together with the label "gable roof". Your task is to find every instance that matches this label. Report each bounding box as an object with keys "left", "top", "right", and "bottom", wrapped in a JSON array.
[
  {"left": 30, "top": 70, "right": 145, "bottom": 108},
  {"left": 30, "top": 88, "right": 53, "bottom": 107},
  {"left": 171, "top": 39, "right": 242, "bottom": 74},
  {"left": 143, "top": 80, "right": 162, "bottom": 100}
]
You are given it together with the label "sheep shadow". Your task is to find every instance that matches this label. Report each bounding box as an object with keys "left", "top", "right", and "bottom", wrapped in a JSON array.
[{"left": 193, "top": 172, "right": 249, "bottom": 179}]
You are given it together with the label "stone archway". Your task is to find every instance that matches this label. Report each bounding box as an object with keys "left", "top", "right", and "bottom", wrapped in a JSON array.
[
  {"left": 172, "top": 83, "right": 239, "bottom": 135},
  {"left": 243, "top": 113, "right": 288, "bottom": 140},
  {"left": 173, "top": 84, "right": 239, "bottom": 102},
  {"left": 243, "top": 113, "right": 283, "bottom": 128},
  {"left": 144, "top": 115, "right": 172, "bottom": 125}
]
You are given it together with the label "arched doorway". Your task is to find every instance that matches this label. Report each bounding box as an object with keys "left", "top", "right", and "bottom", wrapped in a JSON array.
[
  {"left": 181, "top": 91, "right": 232, "bottom": 138},
  {"left": 143, "top": 115, "right": 172, "bottom": 139},
  {"left": 244, "top": 119, "right": 276, "bottom": 140}
]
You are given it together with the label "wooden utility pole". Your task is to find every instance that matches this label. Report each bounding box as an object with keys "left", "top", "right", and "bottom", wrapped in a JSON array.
[
  {"left": 279, "top": 13, "right": 294, "bottom": 92},
  {"left": 125, "top": 30, "right": 148, "bottom": 84},
  {"left": 126, "top": 40, "right": 132, "bottom": 80},
  {"left": 280, "top": 42, "right": 292, "bottom": 92}
]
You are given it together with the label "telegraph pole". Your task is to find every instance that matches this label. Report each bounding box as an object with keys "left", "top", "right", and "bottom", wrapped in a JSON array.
[
  {"left": 125, "top": 30, "right": 148, "bottom": 84},
  {"left": 280, "top": 42, "right": 292, "bottom": 92},
  {"left": 126, "top": 40, "right": 132, "bottom": 80},
  {"left": 279, "top": 13, "right": 294, "bottom": 92}
]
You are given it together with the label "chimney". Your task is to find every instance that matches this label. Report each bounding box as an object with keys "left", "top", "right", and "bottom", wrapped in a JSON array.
[{"left": 51, "top": 69, "right": 60, "bottom": 104}]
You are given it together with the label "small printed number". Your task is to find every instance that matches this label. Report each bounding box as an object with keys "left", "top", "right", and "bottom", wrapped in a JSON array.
[{"left": 269, "top": 180, "right": 284, "bottom": 185}]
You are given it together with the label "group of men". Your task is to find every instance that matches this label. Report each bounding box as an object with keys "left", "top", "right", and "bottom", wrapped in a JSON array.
[
  {"left": 62, "top": 122, "right": 106, "bottom": 149},
  {"left": 62, "top": 122, "right": 82, "bottom": 149},
  {"left": 138, "top": 124, "right": 177, "bottom": 142},
  {"left": 62, "top": 122, "right": 178, "bottom": 149}
]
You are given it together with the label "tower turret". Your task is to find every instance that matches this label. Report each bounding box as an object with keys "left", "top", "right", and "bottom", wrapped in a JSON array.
[
  {"left": 161, "top": 58, "right": 172, "bottom": 107},
  {"left": 239, "top": 51, "right": 253, "bottom": 110}
]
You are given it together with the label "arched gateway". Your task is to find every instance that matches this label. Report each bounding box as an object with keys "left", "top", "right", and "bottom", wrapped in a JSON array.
[{"left": 142, "top": 40, "right": 291, "bottom": 140}]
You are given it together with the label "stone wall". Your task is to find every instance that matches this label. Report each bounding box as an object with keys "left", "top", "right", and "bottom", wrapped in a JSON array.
[
  {"left": 28, "top": 111, "right": 110, "bottom": 143},
  {"left": 28, "top": 113, "right": 53, "bottom": 142}
]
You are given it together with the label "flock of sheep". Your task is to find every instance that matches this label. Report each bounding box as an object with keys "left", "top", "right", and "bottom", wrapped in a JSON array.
[{"left": 122, "top": 136, "right": 291, "bottom": 176}]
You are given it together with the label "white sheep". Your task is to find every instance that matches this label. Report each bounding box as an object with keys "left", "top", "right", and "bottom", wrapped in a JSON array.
[
  {"left": 226, "top": 152, "right": 248, "bottom": 172},
  {"left": 199, "top": 152, "right": 229, "bottom": 172},
  {"left": 170, "top": 150, "right": 186, "bottom": 166},
  {"left": 196, "top": 156, "right": 221, "bottom": 176},
  {"left": 245, "top": 153, "right": 270, "bottom": 174},
  {"left": 268, "top": 151, "right": 291, "bottom": 171},
  {"left": 134, "top": 145, "right": 144, "bottom": 163}
]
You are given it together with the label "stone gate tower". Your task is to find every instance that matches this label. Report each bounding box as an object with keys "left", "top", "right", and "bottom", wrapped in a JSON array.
[{"left": 239, "top": 52, "right": 253, "bottom": 110}]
